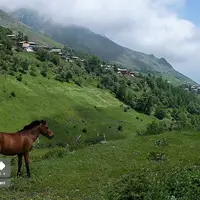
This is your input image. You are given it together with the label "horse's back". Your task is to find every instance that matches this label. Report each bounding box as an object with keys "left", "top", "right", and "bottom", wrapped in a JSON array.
[{"left": 0, "top": 132, "right": 23, "bottom": 155}]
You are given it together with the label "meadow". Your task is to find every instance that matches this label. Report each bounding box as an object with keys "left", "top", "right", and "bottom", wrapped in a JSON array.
[{"left": 0, "top": 74, "right": 200, "bottom": 199}]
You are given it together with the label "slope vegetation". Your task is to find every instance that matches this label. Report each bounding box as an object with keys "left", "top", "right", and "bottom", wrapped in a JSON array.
[
  {"left": 0, "top": 9, "right": 63, "bottom": 48},
  {"left": 1, "top": 25, "right": 200, "bottom": 200},
  {"left": 11, "top": 8, "right": 196, "bottom": 85}
]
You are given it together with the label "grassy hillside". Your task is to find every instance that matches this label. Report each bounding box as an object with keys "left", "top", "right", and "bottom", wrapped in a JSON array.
[
  {"left": 0, "top": 9, "right": 63, "bottom": 48},
  {"left": 1, "top": 26, "right": 200, "bottom": 199},
  {"left": 1, "top": 72, "right": 200, "bottom": 200},
  {"left": 11, "top": 8, "right": 196, "bottom": 85}
]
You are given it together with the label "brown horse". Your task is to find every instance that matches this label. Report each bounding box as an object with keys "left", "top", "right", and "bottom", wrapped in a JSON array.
[{"left": 0, "top": 120, "right": 54, "bottom": 178}]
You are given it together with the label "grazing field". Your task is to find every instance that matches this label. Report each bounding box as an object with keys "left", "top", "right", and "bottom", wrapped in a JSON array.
[
  {"left": 1, "top": 131, "right": 200, "bottom": 199},
  {"left": 0, "top": 74, "right": 200, "bottom": 200}
]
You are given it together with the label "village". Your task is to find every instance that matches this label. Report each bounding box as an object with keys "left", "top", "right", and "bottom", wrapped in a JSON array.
[
  {"left": 6, "top": 33, "right": 137, "bottom": 78},
  {"left": 184, "top": 83, "right": 200, "bottom": 94}
]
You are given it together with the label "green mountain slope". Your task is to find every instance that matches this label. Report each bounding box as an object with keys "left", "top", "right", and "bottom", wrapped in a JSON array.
[
  {"left": 11, "top": 8, "right": 196, "bottom": 85},
  {"left": 0, "top": 9, "right": 63, "bottom": 48},
  {"left": 1, "top": 25, "right": 200, "bottom": 200}
]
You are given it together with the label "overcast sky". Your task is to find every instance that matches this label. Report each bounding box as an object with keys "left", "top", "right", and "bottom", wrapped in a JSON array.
[{"left": 1, "top": 0, "right": 200, "bottom": 83}]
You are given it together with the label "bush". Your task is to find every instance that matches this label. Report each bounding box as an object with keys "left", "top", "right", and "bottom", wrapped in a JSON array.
[
  {"left": 105, "top": 171, "right": 159, "bottom": 200},
  {"left": 146, "top": 120, "right": 165, "bottom": 135},
  {"left": 155, "top": 138, "right": 168, "bottom": 147},
  {"left": 136, "top": 128, "right": 146, "bottom": 136},
  {"left": 41, "top": 70, "right": 47, "bottom": 77},
  {"left": 105, "top": 165, "right": 200, "bottom": 200},
  {"left": 30, "top": 71, "right": 37, "bottom": 77},
  {"left": 147, "top": 151, "right": 167, "bottom": 162},
  {"left": 124, "top": 106, "right": 130, "bottom": 112},
  {"left": 16, "top": 74, "right": 22, "bottom": 82},
  {"left": 155, "top": 107, "right": 167, "bottom": 120},
  {"left": 82, "top": 128, "right": 87, "bottom": 133},
  {"left": 74, "top": 79, "right": 82, "bottom": 87},
  {"left": 117, "top": 125, "right": 123, "bottom": 131},
  {"left": 43, "top": 148, "right": 68, "bottom": 159},
  {"left": 8, "top": 71, "right": 15, "bottom": 76},
  {"left": 10, "top": 91, "right": 16, "bottom": 98}
]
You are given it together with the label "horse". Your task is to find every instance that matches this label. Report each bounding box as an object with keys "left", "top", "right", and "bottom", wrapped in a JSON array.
[{"left": 0, "top": 120, "right": 54, "bottom": 178}]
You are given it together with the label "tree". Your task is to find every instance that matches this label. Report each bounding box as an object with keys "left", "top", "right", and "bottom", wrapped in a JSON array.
[
  {"left": 16, "top": 31, "right": 24, "bottom": 42},
  {"left": 24, "top": 35, "right": 28, "bottom": 42},
  {"left": 154, "top": 107, "right": 167, "bottom": 120}
]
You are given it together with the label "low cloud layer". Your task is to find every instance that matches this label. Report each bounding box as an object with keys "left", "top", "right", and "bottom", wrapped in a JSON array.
[{"left": 1, "top": 0, "right": 200, "bottom": 83}]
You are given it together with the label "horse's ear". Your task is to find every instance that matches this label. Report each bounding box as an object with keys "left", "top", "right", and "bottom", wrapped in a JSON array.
[{"left": 41, "top": 120, "right": 46, "bottom": 125}]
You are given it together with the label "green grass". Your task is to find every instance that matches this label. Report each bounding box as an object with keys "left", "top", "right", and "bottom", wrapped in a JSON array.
[
  {"left": 0, "top": 72, "right": 152, "bottom": 143},
  {"left": 0, "top": 74, "right": 199, "bottom": 199},
  {"left": 1, "top": 131, "right": 200, "bottom": 199}
]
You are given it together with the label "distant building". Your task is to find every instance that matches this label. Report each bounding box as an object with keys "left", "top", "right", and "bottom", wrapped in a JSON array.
[
  {"left": 50, "top": 48, "right": 62, "bottom": 54},
  {"left": 7, "top": 34, "right": 16, "bottom": 39},
  {"left": 72, "top": 56, "right": 79, "bottom": 60}
]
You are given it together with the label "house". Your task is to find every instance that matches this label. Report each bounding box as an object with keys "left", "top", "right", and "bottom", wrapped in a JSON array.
[
  {"left": 130, "top": 71, "right": 136, "bottom": 76},
  {"left": 7, "top": 34, "right": 16, "bottom": 39},
  {"left": 37, "top": 45, "right": 51, "bottom": 50},
  {"left": 25, "top": 48, "right": 34, "bottom": 52},
  {"left": 50, "top": 48, "right": 62, "bottom": 55},
  {"left": 17, "top": 41, "right": 36, "bottom": 52},
  {"left": 28, "top": 42, "right": 36, "bottom": 48},
  {"left": 117, "top": 68, "right": 128, "bottom": 74},
  {"left": 22, "top": 42, "right": 30, "bottom": 48},
  {"left": 72, "top": 56, "right": 79, "bottom": 60}
]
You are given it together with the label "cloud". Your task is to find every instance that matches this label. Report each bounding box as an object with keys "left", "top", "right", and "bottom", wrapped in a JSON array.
[{"left": 0, "top": 0, "right": 200, "bottom": 83}]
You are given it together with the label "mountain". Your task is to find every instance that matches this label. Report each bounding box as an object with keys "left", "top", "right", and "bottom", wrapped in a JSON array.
[
  {"left": 9, "top": 8, "right": 196, "bottom": 84},
  {"left": 0, "top": 9, "right": 63, "bottom": 48}
]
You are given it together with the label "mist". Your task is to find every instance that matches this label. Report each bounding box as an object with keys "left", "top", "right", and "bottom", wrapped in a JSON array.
[{"left": 0, "top": 0, "right": 200, "bottom": 83}]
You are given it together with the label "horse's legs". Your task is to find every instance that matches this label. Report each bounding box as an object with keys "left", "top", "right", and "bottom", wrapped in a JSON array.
[
  {"left": 17, "top": 154, "right": 23, "bottom": 177},
  {"left": 24, "top": 152, "right": 31, "bottom": 178}
]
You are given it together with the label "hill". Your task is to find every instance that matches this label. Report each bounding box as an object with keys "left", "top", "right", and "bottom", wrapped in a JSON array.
[
  {"left": 1, "top": 25, "right": 200, "bottom": 199},
  {"left": 11, "top": 8, "right": 196, "bottom": 85},
  {"left": 0, "top": 9, "right": 63, "bottom": 48}
]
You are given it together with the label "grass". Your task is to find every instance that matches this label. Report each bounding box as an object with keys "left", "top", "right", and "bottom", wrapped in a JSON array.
[
  {"left": 1, "top": 131, "right": 200, "bottom": 199},
  {"left": 0, "top": 74, "right": 199, "bottom": 199}
]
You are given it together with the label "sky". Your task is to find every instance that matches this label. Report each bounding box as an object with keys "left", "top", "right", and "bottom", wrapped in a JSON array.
[{"left": 0, "top": 0, "right": 200, "bottom": 83}]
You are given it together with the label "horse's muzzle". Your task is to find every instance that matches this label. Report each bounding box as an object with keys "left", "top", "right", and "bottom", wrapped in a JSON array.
[{"left": 47, "top": 135, "right": 54, "bottom": 139}]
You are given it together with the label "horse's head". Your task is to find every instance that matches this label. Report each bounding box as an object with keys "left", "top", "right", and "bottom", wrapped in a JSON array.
[{"left": 39, "top": 120, "right": 54, "bottom": 139}]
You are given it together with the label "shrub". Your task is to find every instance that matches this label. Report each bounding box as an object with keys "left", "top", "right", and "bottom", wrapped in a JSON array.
[
  {"left": 147, "top": 151, "right": 167, "bottom": 162},
  {"left": 30, "top": 71, "right": 37, "bottom": 77},
  {"left": 105, "top": 171, "right": 159, "bottom": 200},
  {"left": 155, "top": 107, "right": 167, "bottom": 120},
  {"left": 105, "top": 166, "right": 200, "bottom": 200},
  {"left": 43, "top": 148, "right": 68, "bottom": 159},
  {"left": 16, "top": 74, "right": 22, "bottom": 82},
  {"left": 82, "top": 128, "right": 87, "bottom": 133},
  {"left": 124, "top": 106, "right": 130, "bottom": 112},
  {"left": 136, "top": 128, "right": 146, "bottom": 136},
  {"left": 74, "top": 79, "right": 82, "bottom": 87},
  {"left": 155, "top": 138, "right": 168, "bottom": 147},
  {"left": 10, "top": 91, "right": 16, "bottom": 98},
  {"left": 117, "top": 125, "right": 123, "bottom": 131},
  {"left": 8, "top": 71, "right": 15, "bottom": 76},
  {"left": 146, "top": 120, "right": 165, "bottom": 135},
  {"left": 41, "top": 70, "right": 47, "bottom": 77}
]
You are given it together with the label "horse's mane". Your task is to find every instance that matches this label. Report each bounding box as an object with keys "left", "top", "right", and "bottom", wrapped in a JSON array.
[{"left": 19, "top": 120, "right": 46, "bottom": 132}]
